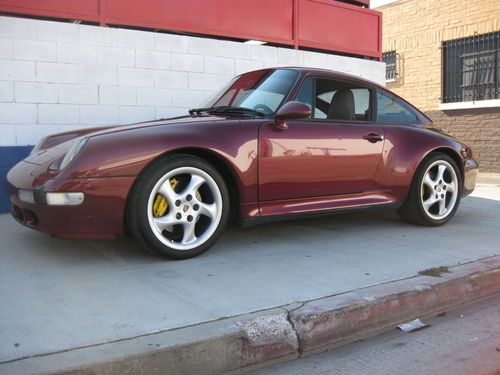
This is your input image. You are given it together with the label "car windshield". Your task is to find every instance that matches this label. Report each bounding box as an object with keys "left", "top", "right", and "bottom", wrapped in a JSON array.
[{"left": 196, "top": 69, "right": 300, "bottom": 115}]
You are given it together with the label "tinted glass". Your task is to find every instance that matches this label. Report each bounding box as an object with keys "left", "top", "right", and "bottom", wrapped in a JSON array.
[
  {"left": 376, "top": 91, "right": 418, "bottom": 123},
  {"left": 201, "top": 69, "right": 299, "bottom": 114},
  {"left": 295, "top": 77, "right": 372, "bottom": 121}
]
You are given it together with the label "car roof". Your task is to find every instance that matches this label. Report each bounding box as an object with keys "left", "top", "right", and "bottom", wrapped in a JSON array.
[{"left": 263, "top": 66, "right": 385, "bottom": 89}]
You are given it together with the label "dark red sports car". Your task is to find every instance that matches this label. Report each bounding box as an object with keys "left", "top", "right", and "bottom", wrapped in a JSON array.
[{"left": 7, "top": 68, "right": 478, "bottom": 259}]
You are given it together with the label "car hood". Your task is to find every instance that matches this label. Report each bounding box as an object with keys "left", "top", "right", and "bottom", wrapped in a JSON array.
[{"left": 31, "top": 114, "right": 236, "bottom": 153}]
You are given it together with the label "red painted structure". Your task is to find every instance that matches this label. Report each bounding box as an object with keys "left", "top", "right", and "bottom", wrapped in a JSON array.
[{"left": 0, "top": 0, "right": 382, "bottom": 59}]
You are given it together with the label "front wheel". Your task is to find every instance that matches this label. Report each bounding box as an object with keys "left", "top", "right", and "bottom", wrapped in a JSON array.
[
  {"left": 397, "top": 153, "right": 461, "bottom": 226},
  {"left": 127, "top": 155, "right": 230, "bottom": 259}
]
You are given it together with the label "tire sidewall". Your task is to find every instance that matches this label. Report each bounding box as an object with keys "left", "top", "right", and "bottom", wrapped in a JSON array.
[
  {"left": 415, "top": 153, "right": 462, "bottom": 226},
  {"left": 131, "top": 155, "right": 230, "bottom": 259}
]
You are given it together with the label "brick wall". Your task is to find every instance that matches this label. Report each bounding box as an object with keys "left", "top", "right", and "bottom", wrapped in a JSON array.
[
  {"left": 380, "top": 0, "right": 500, "bottom": 111},
  {"left": 428, "top": 110, "right": 500, "bottom": 173},
  {"left": 379, "top": 0, "right": 500, "bottom": 172},
  {"left": 0, "top": 15, "right": 385, "bottom": 147}
]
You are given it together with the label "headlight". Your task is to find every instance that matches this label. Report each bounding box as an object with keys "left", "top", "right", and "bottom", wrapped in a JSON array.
[{"left": 59, "top": 137, "right": 89, "bottom": 170}]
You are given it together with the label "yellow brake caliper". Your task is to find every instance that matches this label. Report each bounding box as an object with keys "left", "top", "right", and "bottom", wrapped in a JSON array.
[{"left": 153, "top": 178, "right": 178, "bottom": 217}]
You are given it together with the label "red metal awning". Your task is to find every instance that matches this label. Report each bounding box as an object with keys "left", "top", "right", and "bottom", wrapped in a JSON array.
[{"left": 0, "top": 0, "right": 382, "bottom": 60}]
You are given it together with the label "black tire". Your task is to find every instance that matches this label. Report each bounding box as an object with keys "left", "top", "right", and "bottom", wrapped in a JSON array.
[
  {"left": 397, "top": 152, "right": 462, "bottom": 226},
  {"left": 126, "top": 154, "right": 230, "bottom": 259}
]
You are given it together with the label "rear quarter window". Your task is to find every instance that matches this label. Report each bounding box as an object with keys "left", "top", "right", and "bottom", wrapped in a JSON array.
[{"left": 376, "top": 91, "right": 418, "bottom": 124}]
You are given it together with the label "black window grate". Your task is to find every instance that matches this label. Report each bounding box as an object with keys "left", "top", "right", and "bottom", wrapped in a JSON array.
[
  {"left": 382, "top": 51, "right": 397, "bottom": 81},
  {"left": 443, "top": 31, "right": 500, "bottom": 103}
]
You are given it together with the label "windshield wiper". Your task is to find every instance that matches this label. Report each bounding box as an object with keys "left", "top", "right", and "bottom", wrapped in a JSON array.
[{"left": 189, "top": 106, "right": 265, "bottom": 116}]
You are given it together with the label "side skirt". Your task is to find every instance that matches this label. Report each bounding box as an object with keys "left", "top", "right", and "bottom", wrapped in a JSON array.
[{"left": 239, "top": 202, "right": 401, "bottom": 228}]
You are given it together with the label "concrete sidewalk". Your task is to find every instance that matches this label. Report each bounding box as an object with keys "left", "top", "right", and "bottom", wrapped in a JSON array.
[{"left": 0, "top": 186, "right": 499, "bottom": 373}]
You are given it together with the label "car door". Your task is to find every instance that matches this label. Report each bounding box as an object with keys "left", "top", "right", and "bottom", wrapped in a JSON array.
[{"left": 258, "top": 76, "right": 385, "bottom": 202}]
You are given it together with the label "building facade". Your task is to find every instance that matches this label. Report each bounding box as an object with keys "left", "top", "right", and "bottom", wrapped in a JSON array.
[
  {"left": 0, "top": 0, "right": 385, "bottom": 212},
  {"left": 379, "top": 0, "right": 500, "bottom": 172}
]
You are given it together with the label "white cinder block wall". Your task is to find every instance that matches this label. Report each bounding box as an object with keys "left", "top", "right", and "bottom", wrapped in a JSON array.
[{"left": 0, "top": 16, "right": 385, "bottom": 146}]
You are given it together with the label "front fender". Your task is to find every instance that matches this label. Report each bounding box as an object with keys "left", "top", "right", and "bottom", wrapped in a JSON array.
[{"left": 56, "top": 122, "right": 260, "bottom": 204}]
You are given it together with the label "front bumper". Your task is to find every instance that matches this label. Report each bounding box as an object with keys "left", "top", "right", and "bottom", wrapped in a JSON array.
[
  {"left": 7, "top": 160, "right": 135, "bottom": 239},
  {"left": 462, "top": 158, "right": 479, "bottom": 197}
]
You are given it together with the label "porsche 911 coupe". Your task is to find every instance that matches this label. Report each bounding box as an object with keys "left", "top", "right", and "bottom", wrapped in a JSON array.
[{"left": 7, "top": 67, "right": 479, "bottom": 259}]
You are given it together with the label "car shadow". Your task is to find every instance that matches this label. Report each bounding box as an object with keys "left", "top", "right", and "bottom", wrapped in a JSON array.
[{"left": 4, "top": 195, "right": 499, "bottom": 264}]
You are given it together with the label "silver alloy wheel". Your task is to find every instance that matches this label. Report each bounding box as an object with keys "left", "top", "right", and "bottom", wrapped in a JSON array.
[
  {"left": 420, "top": 160, "right": 458, "bottom": 220},
  {"left": 147, "top": 167, "right": 223, "bottom": 251}
]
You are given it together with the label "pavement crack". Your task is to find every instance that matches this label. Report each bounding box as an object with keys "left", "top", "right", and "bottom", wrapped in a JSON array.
[{"left": 282, "top": 303, "right": 306, "bottom": 357}]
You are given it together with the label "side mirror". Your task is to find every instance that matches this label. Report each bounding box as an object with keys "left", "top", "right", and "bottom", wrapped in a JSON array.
[{"left": 274, "top": 101, "right": 312, "bottom": 129}]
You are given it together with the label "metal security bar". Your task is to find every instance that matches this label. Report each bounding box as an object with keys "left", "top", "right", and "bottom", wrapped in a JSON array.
[
  {"left": 443, "top": 31, "right": 500, "bottom": 103},
  {"left": 382, "top": 51, "right": 397, "bottom": 81}
]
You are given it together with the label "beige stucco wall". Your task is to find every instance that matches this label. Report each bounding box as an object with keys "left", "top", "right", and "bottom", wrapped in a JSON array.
[{"left": 379, "top": 0, "right": 500, "bottom": 112}]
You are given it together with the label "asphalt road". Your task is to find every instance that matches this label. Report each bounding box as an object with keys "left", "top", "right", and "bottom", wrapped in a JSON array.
[
  {"left": 0, "top": 185, "right": 499, "bottom": 363},
  {"left": 247, "top": 296, "right": 500, "bottom": 375}
]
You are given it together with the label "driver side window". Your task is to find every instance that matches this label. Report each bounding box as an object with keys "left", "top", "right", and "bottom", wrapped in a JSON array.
[{"left": 295, "top": 77, "right": 372, "bottom": 121}]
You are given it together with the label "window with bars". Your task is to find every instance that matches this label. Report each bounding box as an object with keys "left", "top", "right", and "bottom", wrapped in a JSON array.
[
  {"left": 382, "top": 51, "right": 397, "bottom": 81},
  {"left": 443, "top": 31, "right": 500, "bottom": 103}
]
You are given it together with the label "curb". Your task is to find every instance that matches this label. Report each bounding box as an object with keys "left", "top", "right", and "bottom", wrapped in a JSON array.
[{"left": 2, "top": 256, "right": 499, "bottom": 375}]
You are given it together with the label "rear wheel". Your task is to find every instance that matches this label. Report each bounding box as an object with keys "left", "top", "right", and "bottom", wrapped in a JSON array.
[
  {"left": 127, "top": 154, "right": 229, "bottom": 259},
  {"left": 397, "top": 153, "right": 461, "bottom": 226}
]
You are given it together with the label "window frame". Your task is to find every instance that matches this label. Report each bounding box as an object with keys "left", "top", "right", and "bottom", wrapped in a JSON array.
[
  {"left": 291, "top": 75, "right": 377, "bottom": 125},
  {"left": 442, "top": 31, "right": 500, "bottom": 104},
  {"left": 382, "top": 51, "right": 397, "bottom": 82}
]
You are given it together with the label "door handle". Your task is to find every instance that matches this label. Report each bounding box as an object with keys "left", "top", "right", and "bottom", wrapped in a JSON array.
[{"left": 363, "top": 133, "right": 384, "bottom": 143}]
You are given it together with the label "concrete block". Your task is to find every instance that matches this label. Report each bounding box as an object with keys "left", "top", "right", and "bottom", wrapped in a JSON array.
[
  {"left": 0, "top": 38, "right": 13, "bottom": 59},
  {"left": 39, "top": 104, "right": 79, "bottom": 124},
  {"left": 171, "top": 53, "right": 204, "bottom": 72},
  {"left": 118, "top": 106, "right": 155, "bottom": 124},
  {"left": 99, "top": 86, "right": 137, "bottom": 105},
  {"left": 37, "top": 62, "right": 77, "bottom": 84},
  {"left": 278, "top": 48, "right": 303, "bottom": 66},
  {"left": 118, "top": 67, "right": 154, "bottom": 87},
  {"left": 302, "top": 51, "right": 328, "bottom": 68},
  {"left": 154, "top": 70, "right": 188, "bottom": 89},
  {"left": 188, "top": 37, "right": 220, "bottom": 55},
  {"left": 172, "top": 90, "right": 208, "bottom": 108},
  {"left": 13, "top": 39, "right": 56, "bottom": 62},
  {"left": 78, "top": 65, "right": 117, "bottom": 85},
  {"left": 36, "top": 20, "right": 78, "bottom": 42},
  {"left": 57, "top": 43, "right": 97, "bottom": 64},
  {"left": 0, "top": 124, "right": 16, "bottom": 146},
  {"left": 188, "top": 73, "right": 220, "bottom": 91},
  {"left": 137, "top": 88, "right": 172, "bottom": 106},
  {"left": 0, "top": 82, "right": 13, "bottom": 102},
  {"left": 98, "top": 46, "right": 135, "bottom": 67},
  {"left": 156, "top": 106, "right": 188, "bottom": 119},
  {"left": 249, "top": 45, "right": 278, "bottom": 62},
  {"left": 16, "top": 124, "right": 59, "bottom": 145},
  {"left": 0, "top": 16, "right": 36, "bottom": 39},
  {"left": 153, "top": 33, "right": 189, "bottom": 53},
  {"left": 136, "top": 50, "right": 171, "bottom": 70},
  {"left": 219, "top": 41, "right": 249, "bottom": 59},
  {"left": 235, "top": 59, "right": 264, "bottom": 75},
  {"left": 58, "top": 84, "right": 98, "bottom": 104},
  {"left": 0, "top": 103, "right": 37, "bottom": 124},
  {"left": 80, "top": 105, "right": 119, "bottom": 125},
  {"left": 204, "top": 56, "right": 235, "bottom": 75},
  {"left": 327, "top": 54, "right": 350, "bottom": 73},
  {"left": 0, "top": 60, "right": 35, "bottom": 81},
  {"left": 79, "top": 24, "right": 117, "bottom": 46},
  {"left": 117, "top": 29, "right": 154, "bottom": 50},
  {"left": 14, "top": 82, "right": 58, "bottom": 103}
]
